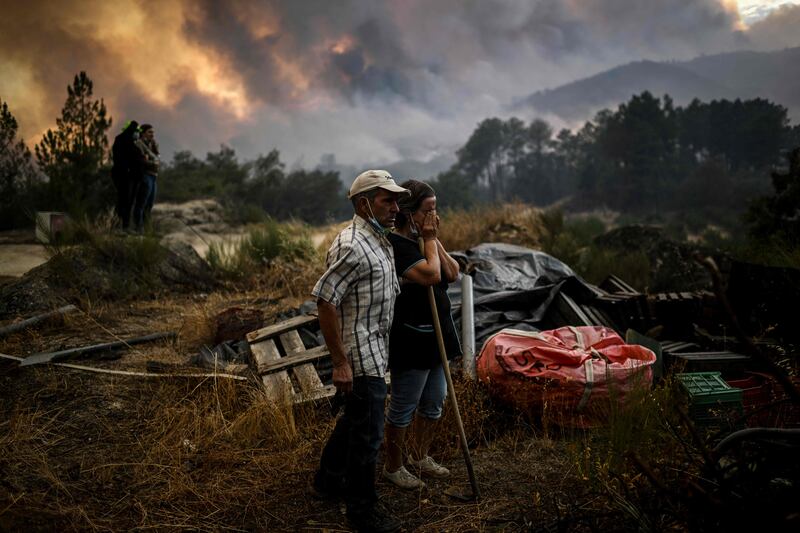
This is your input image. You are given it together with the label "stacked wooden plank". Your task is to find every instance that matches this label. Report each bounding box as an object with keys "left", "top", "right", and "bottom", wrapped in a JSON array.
[
  {"left": 670, "top": 351, "right": 751, "bottom": 378},
  {"left": 545, "top": 292, "right": 619, "bottom": 331},
  {"left": 660, "top": 340, "right": 701, "bottom": 354},
  {"left": 599, "top": 274, "right": 639, "bottom": 295},
  {"left": 540, "top": 274, "right": 653, "bottom": 334},
  {"left": 649, "top": 291, "right": 705, "bottom": 336},
  {"left": 661, "top": 339, "right": 750, "bottom": 378},
  {"left": 246, "top": 315, "right": 334, "bottom": 404},
  {"left": 596, "top": 275, "right": 652, "bottom": 332},
  {"left": 247, "top": 314, "right": 398, "bottom": 405}
]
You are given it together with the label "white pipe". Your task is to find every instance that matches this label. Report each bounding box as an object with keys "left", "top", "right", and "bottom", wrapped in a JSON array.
[{"left": 461, "top": 273, "right": 476, "bottom": 380}]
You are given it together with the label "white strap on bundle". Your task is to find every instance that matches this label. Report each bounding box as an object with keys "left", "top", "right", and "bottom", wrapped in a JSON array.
[{"left": 577, "top": 358, "right": 594, "bottom": 411}]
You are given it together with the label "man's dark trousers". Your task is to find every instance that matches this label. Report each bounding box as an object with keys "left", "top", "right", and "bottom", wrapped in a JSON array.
[
  {"left": 315, "top": 376, "right": 387, "bottom": 515},
  {"left": 112, "top": 172, "right": 137, "bottom": 230}
]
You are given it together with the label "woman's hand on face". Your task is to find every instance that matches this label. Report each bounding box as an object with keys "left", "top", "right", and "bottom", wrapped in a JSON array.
[{"left": 420, "top": 210, "right": 438, "bottom": 241}]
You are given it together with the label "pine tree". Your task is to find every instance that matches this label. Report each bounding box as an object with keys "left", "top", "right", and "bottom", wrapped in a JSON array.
[
  {"left": 747, "top": 147, "right": 800, "bottom": 244},
  {"left": 0, "top": 100, "right": 39, "bottom": 228},
  {"left": 35, "top": 71, "right": 112, "bottom": 215}
]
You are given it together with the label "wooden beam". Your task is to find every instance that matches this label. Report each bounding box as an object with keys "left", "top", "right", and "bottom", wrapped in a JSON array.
[
  {"left": 250, "top": 339, "right": 294, "bottom": 403},
  {"left": 0, "top": 305, "right": 77, "bottom": 338},
  {"left": 601, "top": 274, "right": 639, "bottom": 295},
  {"left": 557, "top": 293, "right": 594, "bottom": 327},
  {"left": 279, "top": 330, "right": 324, "bottom": 394},
  {"left": 246, "top": 314, "right": 318, "bottom": 344},
  {"left": 20, "top": 332, "right": 176, "bottom": 367},
  {"left": 296, "top": 384, "right": 336, "bottom": 403},
  {"left": 2, "top": 352, "right": 247, "bottom": 380},
  {"left": 259, "top": 344, "right": 329, "bottom": 375}
]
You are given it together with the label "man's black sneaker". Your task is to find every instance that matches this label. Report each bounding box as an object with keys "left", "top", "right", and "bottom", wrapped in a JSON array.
[
  {"left": 308, "top": 480, "right": 342, "bottom": 502},
  {"left": 346, "top": 505, "right": 401, "bottom": 533}
]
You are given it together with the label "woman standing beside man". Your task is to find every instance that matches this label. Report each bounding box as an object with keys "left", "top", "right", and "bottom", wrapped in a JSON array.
[
  {"left": 383, "top": 180, "right": 462, "bottom": 490},
  {"left": 132, "top": 123, "right": 160, "bottom": 234}
]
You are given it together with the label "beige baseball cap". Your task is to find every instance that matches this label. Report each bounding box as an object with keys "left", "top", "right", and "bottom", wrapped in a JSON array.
[{"left": 347, "top": 169, "right": 410, "bottom": 199}]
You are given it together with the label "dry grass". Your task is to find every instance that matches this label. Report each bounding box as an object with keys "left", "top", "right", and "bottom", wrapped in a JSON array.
[
  {"left": 313, "top": 220, "right": 351, "bottom": 255},
  {"left": 1, "top": 332, "right": 735, "bottom": 532},
  {"left": 0, "top": 360, "right": 590, "bottom": 532},
  {"left": 5, "top": 204, "right": 773, "bottom": 531},
  {"left": 205, "top": 219, "right": 317, "bottom": 280},
  {"left": 0, "top": 211, "right": 639, "bottom": 531},
  {"left": 439, "top": 203, "right": 549, "bottom": 252},
  {"left": 312, "top": 203, "right": 548, "bottom": 256},
  {"left": 0, "top": 366, "right": 329, "bottom": 531},
  {"left": 3, "top": 305, "right": 648, "bottom": 533}
]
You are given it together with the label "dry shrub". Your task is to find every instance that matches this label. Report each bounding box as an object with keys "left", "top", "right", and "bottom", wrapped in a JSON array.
[
  {"left": 118, "top": 378, "right": 330, "bottom": 530},
  {"left": 205, "top": 219, "right": 316, "bottom": 280},
  {"left": 316, "top": 203, "right": 548, "bottom": 255},
  {"left": 177, "top": 297, "right": 225, "bottom": 353},
  {"left": 0, "top": 369, "right": 332, "bottom": 531},
  {"left": 177, "top": 290, "right": 279, "bottom": 354},
  {"left": 313, "top": 219, "right": 351, "bottom": 254},
  {"left": 439, "top": 202, "right": 548, "bottom": 251},
  {"left": 428, "top": 371, "right": 531, "bottom": 461},
  {"left": 225, "top": 386, "right": 300, "bottom": 446},
  {"left": 253, "top": 259, "right": 322, "bottom": 305}
]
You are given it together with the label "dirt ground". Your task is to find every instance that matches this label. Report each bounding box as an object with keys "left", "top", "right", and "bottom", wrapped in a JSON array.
[
  {"left": 0, "top": 289, "right": 637, "bottom": 532},
  {"left": 0, "top": 230, "right": 48, "bottom": 279},
  {"left": 0, "top": 244, "right": 49, "bottom": 277},
  {"left": 2, "top": 211, "right": 794, "bottom": 531},
  {"left": 0, "top": 216, "right": 596, "bottom": 531},
  {"left": 0, "top": 229, "right": 328, "bottom": 281}
]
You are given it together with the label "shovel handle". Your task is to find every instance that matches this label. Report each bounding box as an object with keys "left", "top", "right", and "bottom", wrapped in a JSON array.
[{"left": 418, "top": 237, "right": 480, "bottom": 500}]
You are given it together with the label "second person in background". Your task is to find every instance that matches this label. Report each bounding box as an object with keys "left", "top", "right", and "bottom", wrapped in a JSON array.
[
  {"left": 383, "top": 179, "right": 462, "bottom": 490},
  {"left": 132, "top": 123, "right": 160, "bottom": 234}
]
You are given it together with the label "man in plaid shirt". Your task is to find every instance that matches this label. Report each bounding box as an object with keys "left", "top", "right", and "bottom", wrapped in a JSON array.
[{"left": 311, "top": 170, "right": 409, "bottom": 533}]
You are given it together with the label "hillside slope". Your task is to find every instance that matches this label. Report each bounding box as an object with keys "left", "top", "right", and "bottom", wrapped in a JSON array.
[{"left": 518, "top": 47, "right": 800, "bottom": 122}]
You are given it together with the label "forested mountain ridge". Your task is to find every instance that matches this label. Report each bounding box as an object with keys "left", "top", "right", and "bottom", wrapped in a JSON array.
[{"left": 519, "top": 47, "right": 800, "bottom": 123}]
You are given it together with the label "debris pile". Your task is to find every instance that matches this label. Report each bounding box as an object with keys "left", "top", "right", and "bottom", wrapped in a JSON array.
[
  {"left": 593, "top": 224, "right": 721, "bottom": 292},
  {"left": 3, "top": 238, "right": 795, "bottom": 432},
  {"left": 446, "top": 242, "right": 798, "bottom": 430},
  {"left": 0, "top": 238, "right": 217, "bottom": 318}
]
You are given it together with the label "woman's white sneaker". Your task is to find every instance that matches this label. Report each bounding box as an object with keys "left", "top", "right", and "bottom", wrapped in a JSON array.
[
  {"left": 408, "top": 456, "right": 450, "bottom": 478},
  {"left": 382, "top": 465, "right": 426, "bottom": 489}
]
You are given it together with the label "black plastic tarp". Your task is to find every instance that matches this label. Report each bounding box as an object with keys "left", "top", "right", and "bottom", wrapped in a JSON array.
[
  {"left": 449, "top": 243, "right": 599, "bottom": 347},
  {"left": 300, "top": 243, "right": 600, "bottom": 354}
]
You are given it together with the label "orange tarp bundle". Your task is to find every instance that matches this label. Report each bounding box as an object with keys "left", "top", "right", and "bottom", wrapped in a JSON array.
[{"left": 477, "top": 326, "right": 657, "bottom": 427}]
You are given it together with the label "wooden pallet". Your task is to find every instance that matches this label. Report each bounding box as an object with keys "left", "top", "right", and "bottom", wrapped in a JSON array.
[
  {"left": 599, "top": 274, "right": 639, "bottom": 295},
  {"left": 246, "top": 314, "right": 335, "bottom": 404},
  {"left": 547, "top": 292, "right": 620, "bottom": 331}
]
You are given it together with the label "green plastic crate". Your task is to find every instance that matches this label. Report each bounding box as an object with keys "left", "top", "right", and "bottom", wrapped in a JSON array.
[
  {"left": 677, "top": 372, "right": 743, "bottom": 427},
  {"left": 678, "top": 372, "right": 743, "bottom": 404}
]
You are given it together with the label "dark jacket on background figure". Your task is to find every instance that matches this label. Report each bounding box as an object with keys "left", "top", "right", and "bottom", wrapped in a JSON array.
[
  {"left": 111, "top": 122, "right": 143, "bottom": 229},
  {"left": 111, "top": 122, "right": 143, "bottom": 182}
]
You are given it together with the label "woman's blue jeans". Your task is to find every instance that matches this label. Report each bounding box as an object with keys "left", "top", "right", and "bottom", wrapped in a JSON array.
[
  {"left": 133, "top": 174, "right": 157, "bottom": 231},
  {"left": 386, "top": 364, "right": 447, "bottom": 428}
]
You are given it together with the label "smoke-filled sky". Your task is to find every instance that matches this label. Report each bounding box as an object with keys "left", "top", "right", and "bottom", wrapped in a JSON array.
[{"left": 1, "top": 0, "right": 799, "bottom": 170}]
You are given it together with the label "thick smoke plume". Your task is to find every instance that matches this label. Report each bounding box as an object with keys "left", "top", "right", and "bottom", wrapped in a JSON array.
[{"left": 0, "top": 0, "right": 797, "bottom": 168}]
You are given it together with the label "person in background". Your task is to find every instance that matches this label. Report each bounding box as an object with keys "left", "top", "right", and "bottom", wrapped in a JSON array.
[
  {"left": 110, "top": 120, "right": 141, "bottom": 232},
  {"left": 132, "top": 123, "right": 160, "bottom": 234},
  {"left": 311, "top": 170, "right": 409, "bottom": 533},
  {"left": 382, "top": 179, "right": 461, "bottom": 490}
]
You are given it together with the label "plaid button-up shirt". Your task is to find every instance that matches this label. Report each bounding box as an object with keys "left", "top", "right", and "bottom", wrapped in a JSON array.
[{"left": 312, "top": 215, "right": 400, "bottom": 378}]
